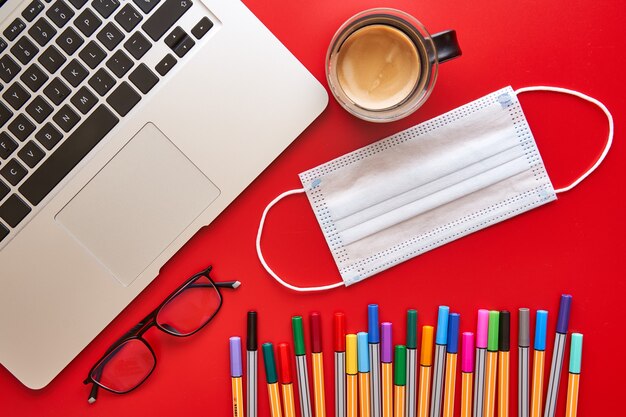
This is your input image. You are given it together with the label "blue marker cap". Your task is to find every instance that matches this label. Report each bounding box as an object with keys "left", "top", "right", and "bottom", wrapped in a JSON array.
[
  {"left": 534, "top": 310, "right": 548, "bottom": 351},
  {"left": 229, "top": 336, "right": 242, "bottom": 377},
  {"left": 368, "top": 304, "right": 380, "bottom": 343},
  {"left": 357, "top": 332, "right": 370, "bottom": 373},
  {"left": 569, "top": 333, "right": 583, "bottom": 374},
  {"left": 435, "top": 306, "right": 450, "bottom": 345},
  {"left": 447, "top": 313, "right": 460, "bottom": 353},
  {"left": 556, "top": 294, "right": 572, "bottom": 334}
]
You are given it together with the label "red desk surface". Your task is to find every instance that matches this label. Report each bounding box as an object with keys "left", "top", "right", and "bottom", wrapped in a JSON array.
[{"left": 2, "top": 0, "right": 625, "bottom": 415}]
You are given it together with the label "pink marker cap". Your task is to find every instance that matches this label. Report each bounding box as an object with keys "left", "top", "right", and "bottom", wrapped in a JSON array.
[
  {"left": 461, "top": 332, "right": 475, "bottom": 373},
  {"left": 476, "top": 309, "right": 489, "bottom": 348}
]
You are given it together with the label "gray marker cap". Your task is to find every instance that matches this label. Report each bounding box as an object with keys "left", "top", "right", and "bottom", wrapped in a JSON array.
[{"left": 518, "top": 308, "right": 530, "bottom": 347}]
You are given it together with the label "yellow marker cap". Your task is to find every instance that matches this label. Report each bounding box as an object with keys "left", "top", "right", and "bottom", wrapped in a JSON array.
[
  {"left": 346, "top": 333, "right": 358, "bottom": 375},
  {"left": 420, "top": 325, "right": 434, "bottom": 366}
]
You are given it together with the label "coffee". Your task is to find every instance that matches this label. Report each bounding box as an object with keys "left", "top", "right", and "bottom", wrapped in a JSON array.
[{"left": 336, "top": 24, "right": 421, "bottom": 110}]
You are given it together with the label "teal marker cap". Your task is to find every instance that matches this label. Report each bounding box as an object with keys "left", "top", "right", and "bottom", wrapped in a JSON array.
[
  {"left": 292, "top": 316, "right": 306, "bottom": 356},
  {"left": 435, "top": 306, "right": 450, "bottom": 345},
  {"left": 487, "top": 311, "right": 500, "bottom": 351},
  {"left": 406, "top": 309, "right": 418, "bottom": 349},
  {"left": 569, "top": 333, "right": 583, "bottom": 374},
  {"left": 262, "top": 342, "right": 278, "bottom": 384},
  {"left": 534, "top": 310, "right": 548, "bottom": 351},
  {"left": 357, "top": 332, "right": 370, "bottom": 373}
]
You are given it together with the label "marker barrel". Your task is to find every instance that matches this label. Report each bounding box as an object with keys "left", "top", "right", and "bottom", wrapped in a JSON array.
[
  {"left": 394, "top": 385, "right": 406, "bottom": 417},
  {"left": 360, "top": 372, "right": 372, "bottom": 417},
  {"left": 406, "top": 349, "right": 417, "bottom": 417},
  {"left": 498, "top": 351, "right": 510, "bottom": 417},
  {"left": 382, "top": 362, "right": 393, "bottom": 417},
  {"left": 268, "top": 383, "right": 283, "bottom": 417},
  {"left": 543, "top": 332, "right": 567, "bottom": 417},
  {"left": 430, "top": 344, "right": 447, "bottom": 417},
  {"left": 418, "top": 365, "right": 432, "bottom": 417},
  {"left": 336, "top": 351, "right": 346, "bottom": 417},
  {"left": 565, "top": 373, "right": 580, "bottom": 417},
  {"left": 370, "top": 343, "right": 382, "bottom": 417},
  {"left": 312, "top": 352, "right": 327, "bottom": 417},
  {"left": 347, "top": 374, "right": 358, "bottom": 417},
  {"left": 281, "top": 383, "right": 296, "bottom": 417},
  {"left": 483, "top": 351, "right": 498, "bottom": 417},
  {"left": 518, "top": 346, "right": 529, "bottom": 417},
  {"left": 296, "top": 355, "right": 313, "bottom": 417},
  {"left": 530, "top": 350, "right": 545, "bottom": 417},
  {"left": 247, "top": 350, "right": 257, "bottom": 417},
  {"left": 232, "top": 377, "right": 244, "bottom": 417},
  {"left": 472, "top": 348, "right": 486, "bottom": 417},
  {"left": 442, "top": 353, "right": 457, "bottom": 417}
]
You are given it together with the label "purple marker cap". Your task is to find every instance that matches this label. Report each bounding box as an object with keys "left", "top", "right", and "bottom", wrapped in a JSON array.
[
  {"left": 476, "top": 309, "right": 489, "bottom": 348},
  {"left": 229, "top": 336, "right": 242, "bottom": 377},
  {"left": 556, "top": 294, "right": 573, "bottom": 334},
  {"left": 461, "top": 332, "right": 475, "bottom": 373},
  {"left": 381, "top": 322, "right": 393, "bottom": 363}
]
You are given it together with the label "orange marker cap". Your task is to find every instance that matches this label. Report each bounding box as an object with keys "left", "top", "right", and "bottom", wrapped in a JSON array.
[{"left": 420, "top": 325, "right": 434, "bottom": 366}]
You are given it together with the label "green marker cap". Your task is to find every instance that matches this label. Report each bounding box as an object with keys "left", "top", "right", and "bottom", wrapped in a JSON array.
[
  {"left": 569, "top": 333, "right": 583, "bottom": 374},
  {"left": 487, "top": 310, "right": 500, "bottom": 351},
  {"left": 394, "top": 345, "right": 407, "bottom": 386},
  {"left": 262, "top": 342, "right": 278, "bottom": 384},
  {"left": 292, "top": 316, "right": 306, "bottom": 356},
  {"left": 406, "top": 309, "right": 418, "bottom": 349}
]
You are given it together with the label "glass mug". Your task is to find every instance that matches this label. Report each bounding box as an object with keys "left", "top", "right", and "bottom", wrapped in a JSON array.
[{"left": 326, "top": 8, "right": 461, "bottom": 122}]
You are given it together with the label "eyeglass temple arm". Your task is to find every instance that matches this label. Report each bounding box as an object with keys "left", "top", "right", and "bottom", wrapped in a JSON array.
[{"left": 214, "top": 280, "right": 241, "bottom": 289}]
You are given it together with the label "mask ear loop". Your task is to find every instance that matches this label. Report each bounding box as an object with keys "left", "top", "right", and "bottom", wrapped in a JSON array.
[
  {"left": 515, "top": 86, "right": 614, "bottom": 194},
  {"left": 256, "top": 188, "right": 344, "bottom": 292}
]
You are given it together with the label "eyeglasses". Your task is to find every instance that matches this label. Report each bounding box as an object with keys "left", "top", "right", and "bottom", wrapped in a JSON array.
[{"left": 84, "top": 265, "right": 239, "bottom": 403}]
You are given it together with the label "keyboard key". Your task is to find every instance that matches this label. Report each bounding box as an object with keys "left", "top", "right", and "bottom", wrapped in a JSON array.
[
  {"left": 56, "top": 27, "right": 84, "bottom": 55},
  {"left": 106, "top": 81, "right": 140, "bottom": 116},
  {"left": 74, "top": 8, "right": 102, "bottom": 37},
  {"left": 0, "top": 222, "right": 8, "bottom": 241},
  {"left": 142, "top": 0, "right": 192, "bottom": 41},
  {"left": 35, "top": 122, "right": 63, "bottom": 150},
  {"left": 20, "top": 63, "right": 49, "bottom": 92},
  {"left": 38, "top": 45, "right": 66, "bottom": 73},
  {"left": 173, "top": 34, "right": 194, "bottom": 58},
  {"left": 115, "top": 3, "right": 142, "bottom": 32},
  {"left": 28, "top": 17, "right": 57, "bottom": 46},
  {"left": 53, "top": 104, "right": 80, "bottom": 132},
  {"left": 11, "top": 36, "right": 39, "bottom": 65},
  {"left": 133, "top": 0, "right": 160, "bottom": 14},
  {"left": 191, "top": 16, "right": 212, "bottom": 39},
  {"left": 0, "top": 132, "right": 18, "bottom": 159},
  {"left": 92, "top": 0, "right": 120, "bottom": 18},
  {"left": 18, "top": 140, "right": 45, "bottom": 168},
  {"left": 0, "top": 194, "right": 31, "bottom": 227},
  {"left": 79, "top": 40, "right": 106, "bottom": 69},
  {"left": 106, "top": 49, "right": 133, "bottom": 77},
  {"left": 22, "top": 0, "right": 45, "bottom": 22},
  {"left": 97, "top": 22, "right": 124, "bottom": 51},
  {"left": 0, "top": 181, "right": 8, "bottom": 201},
  {"left": 3, "top": 82, "right": 31, "bottom": 110},
  {"left": 123, "top": 31, "right": 151, "bottom": 59},
  {"left": 88, "top": 67, "right": 115, "bottom": 96},
  {"left": 43, "top": 77, "right": 71, "bottom": 104},
  {"left": 155, "top": 53, "right": 175, "bottom": 76},
  {"left": 0, "top": 55, "right": 21, "bottom": 83},
  {"left": 164, "top": 26, "right": 185, "bottom": 49},
  {"left": 70, "top": 86, "right": 97, "bottom": 114},
  {"left": 26, "top": 95, "right": 53, "bottom": 123},
  {"left": 0, "top": 38, "right": 7, "bottom": 53},
  {"left": 61, "top": 59, "right": 88, "bottom": 87},
  {"left": 129, "top": 63, "right": 157, "bottom": 94},
  {"left": 8, "top": 114, "right": 36, "bottom": 141},
  {"left": 0, "top": 102, "right": 13, "bottom": 128},
  {"left": 68, "top": 0, "right": 88, "bottom": 8},
  {"left": 4, "top": 18, "right": 26, "bottom": 41},
  {"left": 47, "top": 1, "right": 75, "bottom": 28},
  {"left": 20, "top": 104, "right": 119, "bottom": 205},
  {"left": 1, "top": 159, "right": 28, "bottom": 186}
]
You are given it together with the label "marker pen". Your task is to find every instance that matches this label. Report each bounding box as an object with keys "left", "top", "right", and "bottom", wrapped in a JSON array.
[
  {"left": 346, "top": 334, "right": 358, "bottom": 417},
  {"left": 418, "top": 325, "right": 434, "bottom": 417},
  {"left": 461, "top": 332, "right": 475, "bottom": 417},
  {"left": 406, "top": 309, "right": 418, "bottom": 417},
  {"left": 230, "top": 337, "right": 244, "bottom": 417},
  {"left": 565, "top": 333, "right": 582, "bottom": 417},
  {"left": 430, "top": 306, "right": 450, "bottom": 417},
  {"left": 335, "top": 312, "right": 347, "bottom": 417},
  {"left": 369, "top": 305, "right": 382, "bottom": 417},
  {"left": 278, "top": 343, "right": 296, "bottom": 417},
  {"left": 310, "top": 312, "right": 327, "bottom": 417},
  {"left": 518, "top": 308, "right": 530, "bottom": 417},
  {"left": 292, "top": 316, "right": 313, "bottom": 417},
  {"left": 263, "top": 342, "right": 283, "bottom": 417},
  {"left": 442, "top": 313, "right": 460, "bottom": 417},
  {"left": 483, "top": 311, "right": 500, "bottom": 417},
  {"left": 498, "top": 311, "right": 510, "bottom": 417},
  {"left": 381, "top": 323, "right": 393, "bottom": 417},
  {"left": 473, "top": 309, "right": 489, "bottom": 417},
  {"left": 394, "top": 345, "right": 407, "bottom": 417},
  {"left": 358, "top": 332, "right": 372, "bottom": 417},
  {"left": 531, "top": 310, "right": 548, "bottom": 417},
  {"left": 247, "top": 311, "right": 258, "bottom": 417}
]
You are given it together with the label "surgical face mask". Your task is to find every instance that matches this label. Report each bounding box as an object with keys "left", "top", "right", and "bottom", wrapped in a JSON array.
[{"left": 256, "top": 86, "right": 613, "bottom": 292}]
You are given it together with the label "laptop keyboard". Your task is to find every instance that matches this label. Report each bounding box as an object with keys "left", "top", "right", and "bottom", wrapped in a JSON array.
[{"left": 0, "top": 0, "right": 214, "bottom": 242}]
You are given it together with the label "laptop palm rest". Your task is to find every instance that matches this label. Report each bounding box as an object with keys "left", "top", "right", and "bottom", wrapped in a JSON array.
[{"left": 56, "top": 123, "right": 220, "bottom": 286}]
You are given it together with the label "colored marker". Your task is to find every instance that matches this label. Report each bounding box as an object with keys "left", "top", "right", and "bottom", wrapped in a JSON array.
[
  {"left": 565, "top": 333, "right": 582, "bottom": 417},
  {"left": 498, "top": 311, "right": 510, "bottom": 417},
  {"left": 442, "top": 313, "right": 459, "bottom": 417},
  {"left": 369, "top": 305, "right": 382, "bottom": 417},
  {"left": 278, "top": 343, "right": 296, "bottom": 417},
  {"left": 473, "top": 309, "right": 489, "bottom": 417},
  {"left": 263, "top": 343, "right": 283, "bottom": 417},
  {"left": 483, "top": 311, "right": 499, "bottom": 417},
  {"left": 247, "top": 311, "right": 258, "bottom": 417},
  {"left": 347, "top": 334, "right": 358, "bottom": 417},
  {"left": 292, "top": 316, "right": 313, "bottom": 417},
  {"left": 418, "top": 325, "right": 434, "bottom": 417},
  {"left": 381, "top": 323, "right": 393, "bottom": 417},
  {"left": 518, "top": 308, "right": 530, "bottom": 417},
  {"left": 406, "top": 309, "right": 418, "bottom": 417},
  {"left": 335, "top": 313, "right": 347, "bottom": 417},
  {"left": 461, "top": 332, "right": 475, "bottom": 417},
  {"left": 358, "top": 332, "right": 372, "bottom": 417},
  {"left": 230, "top": 337, "right": 244, "bottom": 417},
  {"left": 310, "top": 312, "right": 327, "bottom": 417},
  {"left": 430, "top": 306, "right": 450, "bottom": 417},
  {"left": 530, "top": 310, "right": 548, "bottom": 417},
  {"left": 394, "top": 345, "right": 407, "bottom": 417},
  {"left": 543, "top": 294, "right": 573, "bottom": 417}
]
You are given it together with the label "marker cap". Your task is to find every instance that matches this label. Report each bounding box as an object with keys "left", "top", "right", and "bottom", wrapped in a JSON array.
[
  {"left": 406, "top": 309, "right": 418, "bottom": 349},
  {"left": 556, "top": 294, "right": 573, "bottom": 334},
  {"left": 277, "top": 343, "right": 293, "bottom": 384},
  {"left": 487, "top": 311, "right": 500, "bottom": 351},
  {"left": 394, "top": 345, "right": 407, "bottom": 386},
  {"left": 381, "top": 322, "right": 393, "bottom": 363},
  {"left": 447, "top": 313, "right": 460, "bottom": 354},
  {"left": 262, "top": 342, "right": 278, "bottom": 384},
  {"left": 310, "top": 312, "right": 322, "bottom": 353},
  {"left": 420, "top": 326, "right": 434, "bottom": 366},
  {"left": 247, "top": 311, "right": 258, "bottom": 351},
  {"left": 357, "top": 332, "right": 370, "bottom": 372},
  {"left": 461, "top": 332, "right": 475, "bottom": 373},
  {"left": 229, "top": 336, "right": 242, "bottom": 377},
  {"left": 498, "top": 310, "right": 510, "bottom": 352},
  {"left": 292, "top": 316, "right": 306, "bottom": 356},
  {"left": 534, "top": 310, "right": 548, "bottom": 351},
  {"left": 346, "top": 334, "right": 358, "bottom": 375},
  {"left": 569, "top": 333, "right": 583, "bottom": 374},
  {"left": 477, "top": 309, "right": 489, "bottom": 348},
  {"left": 518, "top": 308, "right": 530, "bottom": 348},
  {"left": 334, "top": 312, "right": 346, "bottom": 352},
  {"left": 368, "top": 304, "right": 380, "bottom": 343},
  {"left": 436, "top": 306, "right": 450, "bottom": 345}
]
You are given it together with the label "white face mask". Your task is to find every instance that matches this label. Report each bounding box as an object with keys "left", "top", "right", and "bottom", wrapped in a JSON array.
[{"left": 256, "top": 86, "right": 613, "bottom": 292}]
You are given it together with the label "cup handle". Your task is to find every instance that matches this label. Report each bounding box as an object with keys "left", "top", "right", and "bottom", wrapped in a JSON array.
[{"left": 431, "top": 30, "right": 462, "bottom": 63}]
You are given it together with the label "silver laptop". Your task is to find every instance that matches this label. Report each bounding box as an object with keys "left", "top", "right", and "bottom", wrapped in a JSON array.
[{"left": 0, "top": 0, "right": 327, "bottom": 388}]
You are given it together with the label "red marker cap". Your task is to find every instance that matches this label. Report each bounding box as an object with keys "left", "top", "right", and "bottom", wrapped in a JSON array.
[
  {"left": 334, "top": 312, "right": 346, "bottom": 352},
  {"left": 277, "top": 343, "right": 293, "bottom": 384},
  {"left": 310, "top": 312, "right": 323, "bottom": 353}
]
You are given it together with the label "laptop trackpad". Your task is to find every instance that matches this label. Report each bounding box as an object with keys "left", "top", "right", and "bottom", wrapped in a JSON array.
[{"left": 56, "top": 123, "right": 220, "bottom": 286}]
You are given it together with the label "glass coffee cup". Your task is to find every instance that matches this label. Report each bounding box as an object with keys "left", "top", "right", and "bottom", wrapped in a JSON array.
[{"left": 326, "top": 8, "right": 461, "bottom": 122}]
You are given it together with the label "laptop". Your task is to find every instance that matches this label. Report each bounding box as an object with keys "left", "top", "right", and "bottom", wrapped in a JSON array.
[{"left": 0, "top": 0, "right": 327, "bottom": 389}]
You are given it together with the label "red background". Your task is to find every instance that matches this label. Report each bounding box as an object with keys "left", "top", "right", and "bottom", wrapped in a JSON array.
[{"left": 2, "top": 0, "right": 625, "bottom": 415}]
